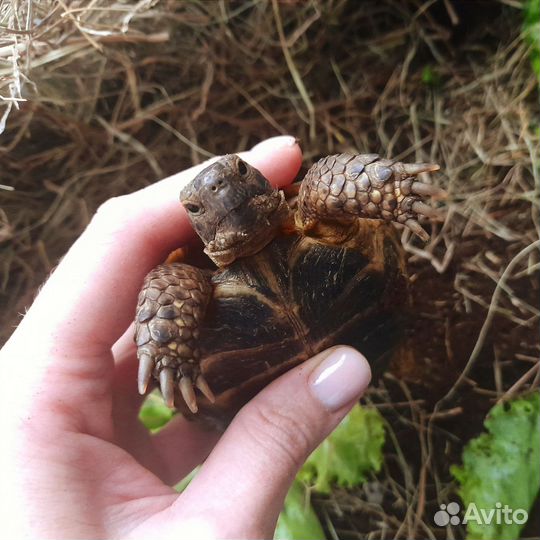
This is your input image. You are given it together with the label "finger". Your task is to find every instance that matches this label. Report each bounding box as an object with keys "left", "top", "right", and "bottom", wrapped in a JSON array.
[
  {"left": 171, "top": 346, "right": 371, "bottom": 539},
  {"left": 8, "top": 136, "right": 302, "bottom": 359}
]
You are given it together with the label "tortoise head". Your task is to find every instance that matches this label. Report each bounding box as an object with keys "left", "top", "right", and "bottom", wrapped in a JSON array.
[{"left": 180, "top": 154, "right": 290, "bottom": 266}]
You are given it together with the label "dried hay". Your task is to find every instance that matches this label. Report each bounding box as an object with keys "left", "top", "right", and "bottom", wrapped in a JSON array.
[{"left": 1, "top": 1, "right": 539, "bottom": 538}]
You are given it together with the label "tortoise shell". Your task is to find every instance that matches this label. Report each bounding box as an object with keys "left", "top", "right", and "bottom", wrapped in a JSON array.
[
  {"left": 194, "top": 224, "right": 406, "bottom": 424},
  {"left": 138, "top": 223, "right": 407, "bottom": 426}
]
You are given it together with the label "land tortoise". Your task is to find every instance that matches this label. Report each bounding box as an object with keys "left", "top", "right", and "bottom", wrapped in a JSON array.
[{"left": 134, "top": 153, "right": 442, "bottom": 425}]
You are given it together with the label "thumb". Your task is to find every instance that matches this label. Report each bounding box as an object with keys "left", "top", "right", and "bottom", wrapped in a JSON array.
[{"left": 173, "top": 346, "right": 371, "bottom": 539}]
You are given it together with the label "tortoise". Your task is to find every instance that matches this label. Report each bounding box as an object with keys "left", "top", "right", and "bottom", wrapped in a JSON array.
[{"left": 134, "top": 152, "right": 443, "bottom": 425}]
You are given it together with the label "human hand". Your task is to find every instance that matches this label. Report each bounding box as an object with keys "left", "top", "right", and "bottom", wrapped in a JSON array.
[{"left": 0, "top": 135, "right": 371, "bottom": 539}]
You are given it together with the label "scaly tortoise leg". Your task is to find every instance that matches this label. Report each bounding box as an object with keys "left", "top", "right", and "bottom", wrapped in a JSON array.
[
  {"left": 296, "top": 153, "right": 445, "bottom": 240},
  {"left": 135, "top": 262, "right": 213, "bottom": 413}
]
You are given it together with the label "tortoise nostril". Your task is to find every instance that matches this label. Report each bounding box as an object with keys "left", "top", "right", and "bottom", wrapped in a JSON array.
[{"left": 210, "top": 179, "right": 225, "bottom": 193}]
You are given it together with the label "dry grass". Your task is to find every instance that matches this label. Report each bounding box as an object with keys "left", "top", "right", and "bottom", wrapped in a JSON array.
[{"left": 1, "top": 1, "right": 539, "bottom": 538}]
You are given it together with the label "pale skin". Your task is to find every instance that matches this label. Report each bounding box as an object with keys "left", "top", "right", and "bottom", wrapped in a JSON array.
[{"left": 0, "top": 136, "right": 372, "bottom": 540}]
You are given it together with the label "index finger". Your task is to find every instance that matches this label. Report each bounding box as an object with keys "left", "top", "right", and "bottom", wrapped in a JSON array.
[{"left": 8, "top": 136, "right": 302, "bottom": 358}]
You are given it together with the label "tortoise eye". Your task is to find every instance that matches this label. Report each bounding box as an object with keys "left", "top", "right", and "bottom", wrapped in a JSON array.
[
  {"left": 237, "top": 160, "right": 248, "bottom": 176},
  {"left": 185, "top": 203, "right": 202, "bottom": 214}
]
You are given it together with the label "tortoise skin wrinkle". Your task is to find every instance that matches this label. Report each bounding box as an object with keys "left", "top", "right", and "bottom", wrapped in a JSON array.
[{"left": 134, "top": 152, "right": 443, "bottom": 426}]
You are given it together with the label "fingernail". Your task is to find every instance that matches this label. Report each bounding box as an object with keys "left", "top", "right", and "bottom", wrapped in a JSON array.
[
  {"left": 250, "top": 135, "right": 298, "bottom": 153},
  {"left": 309, "top": 347, "right": 371, "bottom": 412}
]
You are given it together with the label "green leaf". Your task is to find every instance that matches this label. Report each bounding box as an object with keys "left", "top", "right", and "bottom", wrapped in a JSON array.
[
  {"left": 275, "top": 480, "right": 326, "bottom": 540},
  {"left": 523, "top": 0, "right": 540, "bottom": 79},
  {"left": 138, "top": 391, "right": 174, "bottom": 431},
  {"left": 298, "top": 404, "right": 385, "bottom": 494},
  {"left": 451, "top": 392, "right": 540, "bottom": 540}
]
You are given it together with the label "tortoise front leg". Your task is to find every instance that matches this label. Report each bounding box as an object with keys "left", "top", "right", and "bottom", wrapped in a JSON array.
[
  {"left": 134, "top": 263, "right": 213, "bottom": 413},
  {"left": 296, "top": 153, "right": 445, "bottom": 240}
]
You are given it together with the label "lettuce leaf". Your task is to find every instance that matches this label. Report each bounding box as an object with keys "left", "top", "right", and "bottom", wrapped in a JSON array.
[
  {"left": 277, "top": 405, "right": 385, "bottom": 538},
  {"left": 274, "top": 480, "right": 326, "bottom": 540},
  {"left": 298, "top": 404, "right": 385, "bottom": 494},
  {"left": 139, "top": 391, "right": 174, "bottom": 432},
  {"left": 523, "top": 0, "right": 540, "bottom": 79},
  {"left": 451, "top": 392, "right": 540, "bottom": 540}
]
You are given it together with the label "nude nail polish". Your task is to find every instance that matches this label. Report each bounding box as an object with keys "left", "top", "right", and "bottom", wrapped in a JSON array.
[{"left": 309, "top": 347, "right": 371, "bottom": 412}]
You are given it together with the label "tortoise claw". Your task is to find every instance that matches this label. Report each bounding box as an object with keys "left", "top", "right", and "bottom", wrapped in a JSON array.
[
  {"left": 179, "top": 376, "right": 198, "bottom": 413},
  {"left": 160, "top": 368, "right": 175, "bottom": 408},
  {"left": 411, "top": 181, "right": 447, "bottom": 200},
  {"left": 138, "top": 353, "right": 154, "bottom": 395},
  {"left": 405, "top": 218, "right": 430, "bottom": 241},
  {"left": 196, "top": 375, "right": 216, "bottom": 403},
  {"left": 402, "top": 162, "right": 440, "bottom": 175},
  {"left": 412, "top": 200, "right": 443, "bottom": 220}
]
